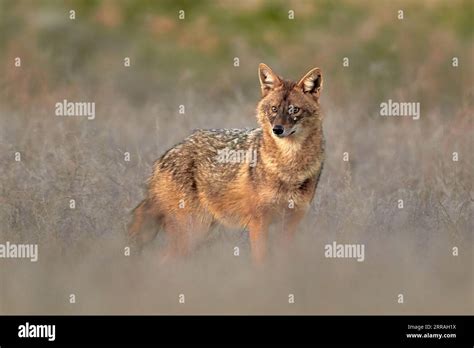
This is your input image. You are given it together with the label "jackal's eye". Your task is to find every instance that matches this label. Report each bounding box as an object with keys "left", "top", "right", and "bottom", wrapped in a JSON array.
[
  {"left": 271, "top": 106, "right": 278, "bottom": 113},
  {"left": 289, "top": 106, "right": 300, "bottom": 114}
]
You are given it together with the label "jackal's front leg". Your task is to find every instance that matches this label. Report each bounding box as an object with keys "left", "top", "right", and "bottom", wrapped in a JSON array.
[
  {"left": 248, "top": 216, "right": 269, "bottom": 266},
  {"left": 280, "top": 208, "right": 307, "bottom": 247}
]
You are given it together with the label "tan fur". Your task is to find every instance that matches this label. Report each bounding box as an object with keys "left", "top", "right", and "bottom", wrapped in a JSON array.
[{"left": 129, "top": 63, "right": 325, "bottom": 266}]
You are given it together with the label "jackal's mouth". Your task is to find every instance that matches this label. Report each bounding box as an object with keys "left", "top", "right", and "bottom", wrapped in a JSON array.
[{"left": 275, "top": 129, "right": 296, "bottom": 138}]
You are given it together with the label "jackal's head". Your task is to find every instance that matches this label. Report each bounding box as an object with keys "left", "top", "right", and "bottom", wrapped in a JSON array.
[{"left": 256, "top": 63, "right": 323, "bottom": 140}]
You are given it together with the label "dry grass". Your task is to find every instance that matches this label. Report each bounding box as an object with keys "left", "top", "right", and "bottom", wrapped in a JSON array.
[{"left": 0, "top": 94, "right": 472, "bottom": 314}]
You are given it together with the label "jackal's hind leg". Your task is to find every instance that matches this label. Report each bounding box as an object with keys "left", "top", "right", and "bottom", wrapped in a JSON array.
[
  {"left": 128, "top": 199, "right": 161, "bottom": 253},
  {"left": 160, "top": 215, "right": 212, "bottom": 264}
]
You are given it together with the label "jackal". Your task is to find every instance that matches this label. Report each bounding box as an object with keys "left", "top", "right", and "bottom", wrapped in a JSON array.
[{"left": 129, "top": 64, "right": 325, "bottom": 265}]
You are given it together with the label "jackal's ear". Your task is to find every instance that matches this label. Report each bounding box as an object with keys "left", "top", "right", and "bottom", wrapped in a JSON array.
[
  {"left": 297, "top": 68, "right": 323, "bottom": 100},
  {"left": 258, "top": 63, "right": 282, "bottom": 97}
]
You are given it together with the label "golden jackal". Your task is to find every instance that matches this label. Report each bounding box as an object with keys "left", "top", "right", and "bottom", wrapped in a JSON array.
[{"left": 129, "top": 64, "right": 325, "bottom": 265}]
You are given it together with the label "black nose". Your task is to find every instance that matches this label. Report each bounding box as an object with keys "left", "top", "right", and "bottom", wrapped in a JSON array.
[{"left": 272, "top": 125, "right": 284, "bottom": 135}]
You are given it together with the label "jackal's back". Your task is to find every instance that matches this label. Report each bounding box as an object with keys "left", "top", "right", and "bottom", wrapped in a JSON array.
[{"left": 156, "top": 127, "right": 260, "bottom": 184}]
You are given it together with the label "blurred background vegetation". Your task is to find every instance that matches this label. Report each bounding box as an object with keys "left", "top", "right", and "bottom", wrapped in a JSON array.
[{"left": 1, "top": 0, "right": 472, "bottom": 114}]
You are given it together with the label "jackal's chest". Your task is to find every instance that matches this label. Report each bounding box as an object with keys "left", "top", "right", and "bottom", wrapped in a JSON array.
[{"left": 257, "top": 176, "right": 317, "bottom": 211}]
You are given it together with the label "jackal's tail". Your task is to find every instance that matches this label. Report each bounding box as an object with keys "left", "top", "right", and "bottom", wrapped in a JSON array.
[{"left": 128, "top": 198, "right": 163, "bottom": 253}]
